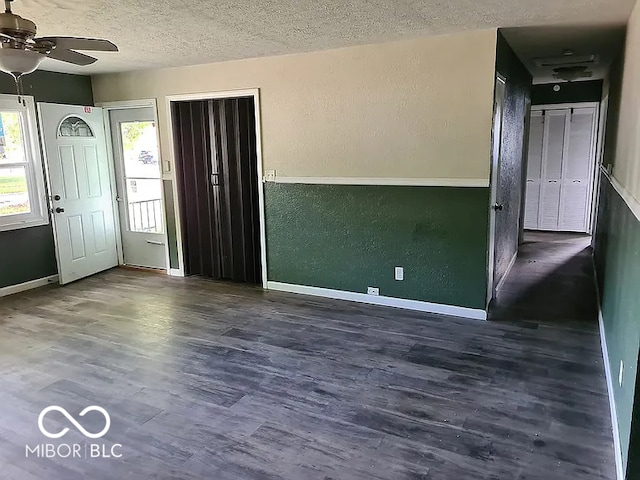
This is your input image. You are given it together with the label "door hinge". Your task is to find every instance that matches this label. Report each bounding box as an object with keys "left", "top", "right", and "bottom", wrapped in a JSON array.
[{"left": 210, "top": 173, "right": 219, "bottom": 186}]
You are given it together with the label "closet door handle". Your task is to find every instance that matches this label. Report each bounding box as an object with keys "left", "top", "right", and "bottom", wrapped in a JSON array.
[
  {"left": 573, "top": 180, "right": 582, "bottom": 183},
  {"left": 548, "top": 180, "right": 558, "bottom": 183}
]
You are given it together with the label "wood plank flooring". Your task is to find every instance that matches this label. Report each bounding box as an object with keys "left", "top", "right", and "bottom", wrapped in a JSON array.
[{"left": 0, "top": 232, "right": 615, "bottom": 479}]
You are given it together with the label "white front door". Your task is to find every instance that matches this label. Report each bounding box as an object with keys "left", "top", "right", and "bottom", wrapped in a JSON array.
[
  {"left": 109, "top": 108, "right": 166, "bottom": 269},
  {"left": 38, "top": 103, "right": 118, "bottom": 285}
]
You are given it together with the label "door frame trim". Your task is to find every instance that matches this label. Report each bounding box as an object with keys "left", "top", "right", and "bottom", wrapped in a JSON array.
[
  {"left": 164, "top": 89, "right": 268, "bottom": 288},
  {"left": 97, "top": 99, "right": 170, "bottom": 272}
]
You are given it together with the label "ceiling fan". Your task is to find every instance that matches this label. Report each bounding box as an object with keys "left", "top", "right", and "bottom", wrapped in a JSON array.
[{"left": 0, "top": 0, "right": 117, "bottom": 99}]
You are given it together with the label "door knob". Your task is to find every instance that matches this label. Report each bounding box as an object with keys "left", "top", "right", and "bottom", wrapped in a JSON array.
[
  {"left": 55, "top": 207, "right": 65, "bottom": 213},
  {"left": 493, "top": 203, "right": 504, "bottom": 211},
  {"left": 53, "top": 194, "right": 61, "bottom": 201}
]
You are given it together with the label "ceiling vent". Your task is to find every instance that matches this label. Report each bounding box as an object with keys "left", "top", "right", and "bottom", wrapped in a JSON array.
[
  {"left": 534, "top": 54, "right": 599, "bottom": 67},
  {"left": 553, "top": 66, "right": 594, "bottom": 82}
]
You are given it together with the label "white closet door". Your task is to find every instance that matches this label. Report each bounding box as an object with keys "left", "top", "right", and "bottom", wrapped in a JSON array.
[
  {"left": 524, "top": 111, "right": 544, "bottom": 229},
  {"left": 539, "top": 109, "right": 569, "bottom": 231},
  {"left": 559, "top": 107, "right": 596, "bottom": 232}
]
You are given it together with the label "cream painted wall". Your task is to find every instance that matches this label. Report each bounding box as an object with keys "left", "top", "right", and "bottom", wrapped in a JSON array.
[
  {"left": 613, "top": 0, "right": 640, "bottom": 201},
  {"left": 93, "top": 29, "right": 497, "bottom": 181}
]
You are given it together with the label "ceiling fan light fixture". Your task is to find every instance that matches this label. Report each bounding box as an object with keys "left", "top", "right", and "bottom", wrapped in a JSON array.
[
  {"left": 0, "top": 0, "right": 117, "bottom": 102},
  {"left": 0, "top": 46, "right": 43, "bottom": 77}
]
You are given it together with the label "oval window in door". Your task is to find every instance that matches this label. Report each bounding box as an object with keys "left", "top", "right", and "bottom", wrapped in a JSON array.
[{"left": 57, "top": 116, "right": 94, "bottom": 137}]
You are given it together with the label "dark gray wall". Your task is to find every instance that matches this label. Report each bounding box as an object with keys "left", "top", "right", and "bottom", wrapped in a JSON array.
[
  {"left": 628, "top": 370, "right": 640, "bottom": 479},
  {"left": 493, "top": 32, "right": 533, "bottom": 290},
  {"left": 0, "top": 70, "right": 94, "bottom": 289},
  {"left": 531, "top": 80, "right": 603, "bottom": 105}
]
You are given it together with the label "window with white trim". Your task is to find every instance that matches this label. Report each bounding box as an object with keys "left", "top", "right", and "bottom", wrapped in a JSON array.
[{"left": 0, "top": 95, "right": 48, "bottom": 232}]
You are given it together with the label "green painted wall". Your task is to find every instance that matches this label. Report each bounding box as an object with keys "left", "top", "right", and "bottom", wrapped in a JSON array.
[
  {"left": 0, "top": 70, "right": 93, "bottom": 289},
  {"left": 265, "top": 183, "right": 489, "bottom": 309},
  {"left": 594, "top": 173, "right": 640, "bottom": 476},
  {"left": 162, "top": 179, "right": 179, "bottom": 269}
]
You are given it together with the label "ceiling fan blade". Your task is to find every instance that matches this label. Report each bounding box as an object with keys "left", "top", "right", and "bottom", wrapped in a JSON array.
[
  {"left": 36, "top": 37, "right": 118, "bottom": 52},
  {"left": 47, "top": 48, "right": 97, "bottom": 66}
]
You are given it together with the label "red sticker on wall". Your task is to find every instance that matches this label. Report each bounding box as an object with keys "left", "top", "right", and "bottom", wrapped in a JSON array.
[{"left": 84, "top": 106, "right": 92, "bottom": 113}]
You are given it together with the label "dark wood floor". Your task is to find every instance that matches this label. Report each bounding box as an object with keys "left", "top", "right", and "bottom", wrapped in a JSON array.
[{"left": 0, "top": 232, "right": 615, "bottom": 479}]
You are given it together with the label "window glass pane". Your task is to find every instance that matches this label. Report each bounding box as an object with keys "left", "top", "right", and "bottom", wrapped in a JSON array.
[
  {"left": 0, "top": 166, "right": 30, "bottom": 216},
  {"left": 120, "top": 121, "right": 160, "bottom": 179},
  {"left": 58, "top": 116, "right": 94, "bottom": 137},
  {"left": 126, "top": 179, "right": 163, "bottom": 233},
  {"left": 0, "top": 111, "right": 26, "bottom": 164}
]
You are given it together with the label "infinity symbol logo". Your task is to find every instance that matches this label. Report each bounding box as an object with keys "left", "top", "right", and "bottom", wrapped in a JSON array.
[{"left": 38, "top": 406, "right": 111, "bottom": 439}]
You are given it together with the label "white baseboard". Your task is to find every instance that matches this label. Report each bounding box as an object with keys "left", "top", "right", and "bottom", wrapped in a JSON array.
[
  {"left": 168, "top": 268, "right": 184, "bottom": 277},
  {"left": 266, "top": 281, "right": 487, "bottom": 320},
  {"left": 598, "top": 311, "right": 625, "bottom": 480},
  {"left": 0, "top": 275, "right": 59, "bottom": 298},
  {"left": 496, "top": 252, "right": 518, "bottom": 293}
]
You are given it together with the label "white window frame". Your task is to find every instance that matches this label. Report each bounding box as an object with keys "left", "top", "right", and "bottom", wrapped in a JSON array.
[{"left": 0, "top": 94, "right": 49, "bottom": 232}]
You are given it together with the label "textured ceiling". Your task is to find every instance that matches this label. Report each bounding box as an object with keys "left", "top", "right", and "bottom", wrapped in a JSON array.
[
  {"left": 10, "top": 0, "right": 637, "bottom": 74},
  {"left": 502, "top": 25, "right": 627, "bottom": 83}
]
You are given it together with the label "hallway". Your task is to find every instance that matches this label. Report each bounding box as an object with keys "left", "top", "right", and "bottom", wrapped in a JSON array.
[
  {"left": 489, "top": 232, "right": 599, "bottom": 328},
  {"left": 487, "top": 232, "right": 616, "bottom": 478}
]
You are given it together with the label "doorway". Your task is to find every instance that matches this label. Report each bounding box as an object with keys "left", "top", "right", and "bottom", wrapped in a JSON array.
[
  {"left": 523, "top": 103, "right": 600, "bottom": 234},
  {"left": 109, "top": 107, "right": 166, "bottom": 270},
  {"left": 170, "top": 94, "right": 263, "bottom": 285},
  {"left": 490, "top": 99, "right": 604, "bottom": 320}
]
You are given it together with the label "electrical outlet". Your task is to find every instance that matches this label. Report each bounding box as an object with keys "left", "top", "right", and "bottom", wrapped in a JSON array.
[
  {"left": 619, "top": 361, "right": 624, "bottom": 387},
  {"left": 367, "top": 287, "right": 380, "bottom": 296},
  {"left": 265, "top": 170, "right": 276, "bottom": 182},
  {"left": 395, "top": 266, "right": 404, "bottom": 281}
]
